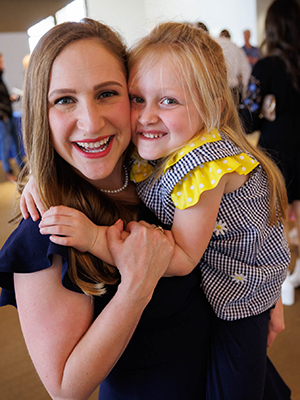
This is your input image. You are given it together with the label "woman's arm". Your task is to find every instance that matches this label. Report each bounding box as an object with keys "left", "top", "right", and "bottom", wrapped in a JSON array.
[{"left": 14, "top": 222, "right": 174, "bottom": 400}]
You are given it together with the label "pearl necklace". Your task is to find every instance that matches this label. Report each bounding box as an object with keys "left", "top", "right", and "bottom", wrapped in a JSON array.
[{"left": 100, "top": 165, "right": 129, "bottom": 194}]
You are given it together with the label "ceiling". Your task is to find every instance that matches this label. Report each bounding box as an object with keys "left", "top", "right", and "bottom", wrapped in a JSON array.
[{"left": 0, "top": 0, "right": 74, "bottom": 33}]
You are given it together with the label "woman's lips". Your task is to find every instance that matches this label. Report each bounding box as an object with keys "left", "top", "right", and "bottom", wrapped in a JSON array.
[{"left": 74, "top": 136, "right": 114, "bottom": 158}]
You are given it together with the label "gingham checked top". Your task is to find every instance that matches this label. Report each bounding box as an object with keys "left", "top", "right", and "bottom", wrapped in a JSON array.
[{"left": 130, "top": 129, "right": 290, "bottom": 320}]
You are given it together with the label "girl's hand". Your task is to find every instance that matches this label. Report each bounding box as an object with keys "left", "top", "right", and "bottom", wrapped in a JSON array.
[
  {"left": 267, "top": 297, "right": 285, "bottom": 347},
  {"left": 20, "top": 175, "right": 47, "bottom": 221},
  {"left": 107, "top": 220, "right": 175, "bottom": 300},
  {"left": 39, "top": 205, "right": 99, "bottom": 253}
]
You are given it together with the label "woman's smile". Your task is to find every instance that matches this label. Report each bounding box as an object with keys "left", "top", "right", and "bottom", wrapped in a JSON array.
[
  {"left": 74, "top": 135, "right": 114, "bottom": 158},
  {"left": 48, "top": 38, "right": 131, "bottom": 187}
]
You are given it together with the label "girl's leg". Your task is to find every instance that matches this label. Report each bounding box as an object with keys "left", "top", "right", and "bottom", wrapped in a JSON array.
[{"left": 206, "top": 310, "right": 290, "bottom": 400}]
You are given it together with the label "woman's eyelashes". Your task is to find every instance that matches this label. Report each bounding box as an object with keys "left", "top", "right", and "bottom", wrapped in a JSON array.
[
  {"left": 54, "top": 96, "right": 74, "bottom": 105},
  {"left": 53, "top": 91, "right": 119, "bottom": 106},
  {"left": 98, "top": 90, "right": 118, "bottom": 99}
]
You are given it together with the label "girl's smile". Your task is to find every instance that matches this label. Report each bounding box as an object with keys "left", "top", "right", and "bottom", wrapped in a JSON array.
[{"left": 129, "top": 53, "right": 203, "bottom": 161}]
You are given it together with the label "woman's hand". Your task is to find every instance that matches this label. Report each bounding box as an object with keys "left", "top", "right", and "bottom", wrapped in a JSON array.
[
  {"left": 267, "top": 297, "right": 285, "bottom": 347},
  {"left": 107, "top": 220, "right": 175, "bottom": 301},
  {"left": 39, "top": 205, "right": 100, "bottom": 253},
  {"left": 20, "top": 175, "right": 47, "bottom": 220}
]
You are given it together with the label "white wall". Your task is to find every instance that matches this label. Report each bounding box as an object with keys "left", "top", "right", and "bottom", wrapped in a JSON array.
[
  {"left": 86, "top": 0, "right": 258, "bottom": 47},
  {"left": 0, "top": 32, "right": 30, "bottom": 111},
  {"left": 86, "top": 0, "right": 146, "bottom": 46}
]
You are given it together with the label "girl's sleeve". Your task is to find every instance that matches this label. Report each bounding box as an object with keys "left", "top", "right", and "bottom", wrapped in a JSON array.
[
  {"left": 0, "top": 218, "right": 81, "bottom": 307},
  {"left": 171, "top": 153, "right": 258, "bottom": 210}
]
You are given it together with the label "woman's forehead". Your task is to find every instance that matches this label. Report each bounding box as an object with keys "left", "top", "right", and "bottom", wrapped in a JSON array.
[{"left": 49, "top": 39, "right": 126, "bottom": 89}]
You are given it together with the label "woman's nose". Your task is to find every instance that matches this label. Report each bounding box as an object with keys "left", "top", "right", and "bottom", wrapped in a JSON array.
[
  {"left": 137, "top": 105, "right": 159, "bottom": 126},
  {"left": 77, "top": 103, "right": 105, "bottom": 134}
]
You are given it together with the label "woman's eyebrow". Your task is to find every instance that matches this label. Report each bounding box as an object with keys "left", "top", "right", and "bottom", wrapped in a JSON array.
[
  {"left": 93, "top": 81, "right": 123, "bottom": 90},
  {"left": 48, "top": 81, "right": 124, "bottom": 99}
]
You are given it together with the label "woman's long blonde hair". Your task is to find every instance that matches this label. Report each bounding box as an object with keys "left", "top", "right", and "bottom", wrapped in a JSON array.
[
  {"left": 128, "top": 22, "right": 287, "bottom": 225},
  {"left": 21, "top": 19, "right": 137, "bottom": 296}
]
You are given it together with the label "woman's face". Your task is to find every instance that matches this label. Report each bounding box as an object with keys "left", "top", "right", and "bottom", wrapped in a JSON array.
[{"left": 48, "top": 39, "right": 131, "bottom": 190}]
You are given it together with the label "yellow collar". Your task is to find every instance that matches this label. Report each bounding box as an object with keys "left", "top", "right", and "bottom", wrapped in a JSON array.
[{"left": 164, "top": 128, "right": 221, "bottom": 172}]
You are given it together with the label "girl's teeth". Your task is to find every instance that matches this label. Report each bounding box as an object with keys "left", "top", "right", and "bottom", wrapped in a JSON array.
[{"left": 142, "top": 132, "right": 164, "bottom": 138}]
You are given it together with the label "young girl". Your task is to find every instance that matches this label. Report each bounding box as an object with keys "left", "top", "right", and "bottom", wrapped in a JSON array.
[{"left": 23, "top": 22, "right": 291, "bottom": 399}]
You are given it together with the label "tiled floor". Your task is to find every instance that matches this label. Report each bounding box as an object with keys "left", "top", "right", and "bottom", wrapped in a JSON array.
[{"left": 0, "top": 163, "right": 299, "bottom": 399}]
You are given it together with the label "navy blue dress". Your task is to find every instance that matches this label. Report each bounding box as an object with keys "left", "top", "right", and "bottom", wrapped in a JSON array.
[{"left": 0, "top": 205, "right": 212, "bottom": 400}]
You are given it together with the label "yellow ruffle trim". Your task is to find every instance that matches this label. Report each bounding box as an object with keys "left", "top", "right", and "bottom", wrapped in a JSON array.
[
  {"left": 171, "top": 153, "right": 259, "bottom": 210},
  {"left": 165, "top": 128, "right": 221, "bottom": 171},
  {"left": 130, "top": 149, "right": 154, "bottom": 183},
  {"left": 130, "top": 128, "right": 222, "bottom": 183}
]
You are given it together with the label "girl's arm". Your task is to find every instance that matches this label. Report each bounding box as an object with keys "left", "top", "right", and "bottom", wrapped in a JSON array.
[
  {"left": 21, "top": 178, "right": 125, "bottom": 265},
  {"left": 39, "top": 205, "right": 118, "bottom": 265},
  {"left": 20, "top": 175, "right": 47, "bottom": 220},
  {"left": 14, "top": 221, "right": 174, "bottom": 400},
  {"left": 267, "top": 297, "right": 285, "bottom": 347},
  {"left": 165, "top": 172, "right": 247, "bottom": 276}
]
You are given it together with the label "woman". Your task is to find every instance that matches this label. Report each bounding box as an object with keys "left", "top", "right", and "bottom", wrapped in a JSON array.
[
  {"left": 240, "top": 0, "right": 300, "bottom": 287},
  {"left": 0, "top": 19, "right": 212, "bottom": 399}
]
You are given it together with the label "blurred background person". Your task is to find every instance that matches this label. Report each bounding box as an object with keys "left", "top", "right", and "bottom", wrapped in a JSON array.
[
  {"left": 0, "top": 52, "right": 24, "bottom": 181},
  {"left": 240, "top": 0, "right": 300, "bottom": 294},
  {"left": 242, "top": 29, "right": 260, "bottom": 69},
  {"left": 215, "top": 29, "right": 251, "bottom": 104}
]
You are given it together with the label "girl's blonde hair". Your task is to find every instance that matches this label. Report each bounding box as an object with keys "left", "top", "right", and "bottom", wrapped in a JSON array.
[
  {"left": 21, "top": 18, "right": 137, "bottom": 296},
  {"left": 129, "top": 22, "right": 287, "bottom": 225}
]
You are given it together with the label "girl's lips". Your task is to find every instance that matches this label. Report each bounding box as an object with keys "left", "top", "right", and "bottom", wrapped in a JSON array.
[{"left": 73, "top": 136, "right": 114, "bottom": 158}]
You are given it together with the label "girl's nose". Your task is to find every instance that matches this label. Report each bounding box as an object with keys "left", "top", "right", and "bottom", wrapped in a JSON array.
[
  {"left": 77, "top": 104, "right": 105, "bottom": 134},
  {"left": 138, "top": 105, "right": 159, "bottom": 126}
]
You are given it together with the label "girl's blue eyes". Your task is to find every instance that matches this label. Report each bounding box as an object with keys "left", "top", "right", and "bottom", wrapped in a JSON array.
[
  {"left": 130, "top": 96, "right": 178, "bottom": 105},
  {"left": 161, "top": 98, "right": 177, "bottom": 105},
  {"left": 131, "top": 96, "right": 144, "bottom": 104}
]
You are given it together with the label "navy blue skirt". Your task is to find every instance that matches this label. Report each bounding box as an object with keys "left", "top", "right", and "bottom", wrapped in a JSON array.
[{"left": 99, "top": 345, "right": 209, "bottom": 400}]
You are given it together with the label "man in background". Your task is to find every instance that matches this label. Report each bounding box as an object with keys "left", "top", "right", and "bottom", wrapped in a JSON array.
[{"left": 242, "top": 29, "right": 260, "bottom": 69}]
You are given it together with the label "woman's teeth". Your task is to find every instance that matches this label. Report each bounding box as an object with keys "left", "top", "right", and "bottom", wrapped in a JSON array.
[
  {"left": 141, "top": 132, "right": 164, "bottom": 138},
  {"left": 76, "top": 137, "right": 111, "bottom": 153}
]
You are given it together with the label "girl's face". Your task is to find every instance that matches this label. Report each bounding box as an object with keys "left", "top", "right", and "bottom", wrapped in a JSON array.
[
  {"left": 129, "top": 53, "right": 203, "bottom": 160},
  {"left": 48, "top": 39, "right": 131, "bottom": 190}
]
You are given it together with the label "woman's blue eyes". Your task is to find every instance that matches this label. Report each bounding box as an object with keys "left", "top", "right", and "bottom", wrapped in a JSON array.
[
  {"left": 54, "top": 91, "right": 117, "bottom": 105},
  {"left": 99, "top": 91, "right": 117, "bottom": 99},
  {"left": 55, "top": 97, "right": 73, "bottom": 105}
]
